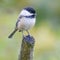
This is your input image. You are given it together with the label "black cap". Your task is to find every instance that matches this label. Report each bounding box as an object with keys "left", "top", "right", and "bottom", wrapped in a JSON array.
[{"left": 24, "top": 7, "right": 36, "bottom": 14}]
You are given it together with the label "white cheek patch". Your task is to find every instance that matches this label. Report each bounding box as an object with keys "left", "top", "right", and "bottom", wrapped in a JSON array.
[{"left": 19, "top": 10, "right": 33, "bottom": 16}]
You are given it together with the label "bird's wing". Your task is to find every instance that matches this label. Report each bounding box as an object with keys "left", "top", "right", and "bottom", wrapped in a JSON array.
[
  {"left": 16, "top": 16, "right": 23, "bottom": 28},
  {"left": 16, "top": 19, "right": 20, "bottom": 27}
]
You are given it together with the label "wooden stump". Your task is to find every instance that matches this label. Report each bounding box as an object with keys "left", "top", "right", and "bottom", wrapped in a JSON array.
[{"left": 18, "top": 35, "right": 35, "bottom": 60}]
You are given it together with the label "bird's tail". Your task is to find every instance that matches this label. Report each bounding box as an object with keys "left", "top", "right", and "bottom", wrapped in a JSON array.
[{"left": 8, "top": 29, "right": 17, "bottom": 38}]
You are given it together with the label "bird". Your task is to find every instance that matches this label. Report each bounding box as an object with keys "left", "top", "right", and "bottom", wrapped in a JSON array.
[{"left": 8, "top": 7, "right": 36, "bottom": 38}]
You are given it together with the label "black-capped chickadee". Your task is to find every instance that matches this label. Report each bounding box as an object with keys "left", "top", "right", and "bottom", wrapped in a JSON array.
[{"left": 8, "top": 7, "right": 36, "bottom": 38}]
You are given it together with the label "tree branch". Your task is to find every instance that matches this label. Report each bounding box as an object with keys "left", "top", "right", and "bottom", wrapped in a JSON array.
[{"left": 18, "top": 35, "right": 35, "bottom": 60}]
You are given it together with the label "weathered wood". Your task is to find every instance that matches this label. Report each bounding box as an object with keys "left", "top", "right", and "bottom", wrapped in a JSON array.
[{"left": 18, "top": 35, "right": 35, "bottom": 60}]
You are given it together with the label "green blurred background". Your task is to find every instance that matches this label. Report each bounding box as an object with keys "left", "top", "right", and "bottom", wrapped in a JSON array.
[{"left": 0, "top": 0, "right": 60, "bottom": 60}]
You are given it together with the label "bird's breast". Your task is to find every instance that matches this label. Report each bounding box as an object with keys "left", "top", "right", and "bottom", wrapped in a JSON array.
[{"left": 17, "top": 17, "right": 36, "bottom": 30}]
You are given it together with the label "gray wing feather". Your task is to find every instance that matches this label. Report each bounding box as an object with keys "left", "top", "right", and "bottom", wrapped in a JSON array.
[
  {"left": 16, "top": 19, "right": 20, "bottom": 27},
  {"left": 16, "top": 16, "right": 23, "bottom": 27}
]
